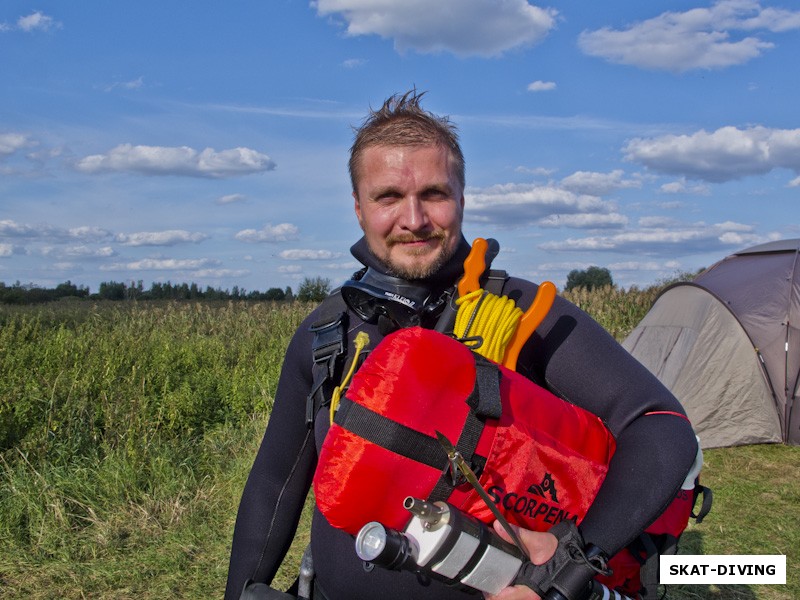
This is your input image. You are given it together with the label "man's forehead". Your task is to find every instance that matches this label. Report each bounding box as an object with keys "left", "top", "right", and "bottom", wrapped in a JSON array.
[{"left": 360, "top": 144, "right": 457, "bottom": 177}]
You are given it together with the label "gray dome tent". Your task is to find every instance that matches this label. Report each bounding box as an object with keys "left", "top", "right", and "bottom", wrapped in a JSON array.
[{"left": 623, "top": 239, "right": 800, "bottom": 449}]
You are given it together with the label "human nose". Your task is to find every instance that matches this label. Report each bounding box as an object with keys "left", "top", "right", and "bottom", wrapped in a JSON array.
[{"left": 399, "top": 196, "right": 430, "bottom": 231}]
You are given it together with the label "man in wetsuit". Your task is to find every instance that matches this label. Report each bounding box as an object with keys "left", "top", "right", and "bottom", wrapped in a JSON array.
[{"left": 225, "top": 90, "right": 699, "bottom": 600}]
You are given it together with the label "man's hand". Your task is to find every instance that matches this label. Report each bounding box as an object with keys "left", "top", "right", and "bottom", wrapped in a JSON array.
[{"left": 483, "top": 521, "right": 558, "bottom": 600}]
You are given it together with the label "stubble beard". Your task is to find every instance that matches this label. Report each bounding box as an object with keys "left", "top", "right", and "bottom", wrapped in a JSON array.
[{"left": 373, "top": 231, "right": 456, "bottom": 281}]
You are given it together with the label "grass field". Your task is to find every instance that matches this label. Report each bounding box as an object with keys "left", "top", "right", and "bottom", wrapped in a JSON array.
[{"left": 0, "top": 294, "right": 796, "bottom": 599}]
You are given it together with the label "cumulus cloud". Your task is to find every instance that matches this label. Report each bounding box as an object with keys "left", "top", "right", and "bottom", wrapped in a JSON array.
[
  {"left": 235, "top": 223, "right": 299, "bottom": 243},
  {"left": 0, "top": 133, "right": 35, "bottom": 156},
  {"left": 116, "top": 230, "right": 209, "bottom": 246},
  {"left": 192, "top": 268, "right": 250, "bottom": 279},
  {"left": 41, "top": 245, "right": 116, "bottom": 258},
  {"left": 465, "top": 183, "right": 614, "bottom": 226},
  {"left": 578, "top": 0, "right": 800, "bottom": 72},
  {"left": 527, "top": 80, "right": 556, "bottom": 92},
  {"left": 75, "top": 144, "right": 276, "bottom": 178},
  {"left": 279, "top": 249, "right": 342, "bottom": 260},
  {"left": 659, "top": 178, "right": 712, "bottom": 195},
  {"left": 515, "top": 166, "right": 556, "bottom": 176},
  {"left": 313, "top": 0, "right": 557, "bottom": 57},
  {"left": 0, "top": 243, "right": 24, "bottom": 257},
  {"left": 0, "top": 219, "right": 112, "bottom": 243},
  {"left": 101, "top": 258, "right": 222, "bottom": 271},
  {"left": 559, "top": 169, "right": 641, "bottom": 196},
  {"left": 608, "top": 260, "right": 682, "bottom": 272},
  {"left": 16, "top": 11, "right": 62, "bottom": 32},
  {"left": 537, "top": 213, "right": 629, "bottom": 229},
  {"left": 278, "top": 265, "right": 303, "bottom": 274},
  {"left": 623, "top": 125, "right": 800, "bottom": 182},
  {"left": 539, "top": 220, "right": 771, "bottom": 256},
  {"left": 216, "top": 193, "right": 247, "bottom": 204}
]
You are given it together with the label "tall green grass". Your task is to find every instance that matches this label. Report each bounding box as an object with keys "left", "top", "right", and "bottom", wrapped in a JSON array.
[
  {"left": 0, "top": 301, "right": 312, "bottom": 598},
  {"left": 0, "top": 294, "right": 796, "bottom": 599}
]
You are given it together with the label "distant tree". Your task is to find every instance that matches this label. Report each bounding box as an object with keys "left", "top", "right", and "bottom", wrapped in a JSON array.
[
  {"left": 565, "top": 266, "right": 613, "bottom": 292},
  {"left": 655, "top": 268, "right": 705, "bottom": 288},
  {"left": 284, "top": 286, "right": 294, "bottom": 302},
  {"left": 263, "top": 287, "right": 286, "bottom": 301},
  {"left": 55, "top": 280, "right": 89, "bottom": 299},
  {"left": 98, "top": 281, "right": 127, "bottom": 300},
  {"left": 296, "top": 277, "right": 331, "bottom": 302}
]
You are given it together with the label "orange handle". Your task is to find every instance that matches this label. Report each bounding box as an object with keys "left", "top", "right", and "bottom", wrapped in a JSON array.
[
  {"left": 502, "top": 281, "right": 557, "bottom": 371},
  {"left": 458, "top": 238, "right": 488, "bottom": 297}
]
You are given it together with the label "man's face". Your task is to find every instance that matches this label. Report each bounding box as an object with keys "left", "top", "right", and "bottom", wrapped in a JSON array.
[{"left": 353, "top": 144, "right": 464, "bottom": 280}]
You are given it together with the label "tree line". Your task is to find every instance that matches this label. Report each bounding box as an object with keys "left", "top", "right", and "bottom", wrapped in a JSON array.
[{"left": 0, "top": 276, "right": 333, "bottom": 305}]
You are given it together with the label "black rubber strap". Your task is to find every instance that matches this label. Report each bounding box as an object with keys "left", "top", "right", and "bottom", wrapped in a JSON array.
[{"left": 514, "top": 520, "right": 611, "bottom": 600}]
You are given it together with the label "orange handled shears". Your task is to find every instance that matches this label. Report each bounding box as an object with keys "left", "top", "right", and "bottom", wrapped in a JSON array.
[
  {"left": 502, "top": 281, "right": 556, "bottom": 371},
  {"left": 457, "top": 238, "right": 489, "bottom": 297}
]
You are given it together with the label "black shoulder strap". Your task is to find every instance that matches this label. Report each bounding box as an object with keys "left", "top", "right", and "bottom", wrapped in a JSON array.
[
  {"left": 306, "top": 291, "right": 348, "bottom": 428},
  {"left": 483, "top": 268, "right": 509, "bottom": 296}
]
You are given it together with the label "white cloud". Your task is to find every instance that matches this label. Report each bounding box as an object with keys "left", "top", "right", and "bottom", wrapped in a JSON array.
[
  {"left": 514, "top": 166, "right": 556, "bottom": 176},
  {"left": 559, "top": 169, "right": 641, "bottom": 196},
  {"left": 578, "top": 0, "right": 800, "bottom": 72},
  {"left": 638, "top": 216, "right": 684, "bottom": 228},
  {"left": 313, "top": 0, "right": 557, "bottom": 57},
  {"left": 67, "top": 226, "right": 114, "bottom": 242},
  {"left": 538, "top": 213, "right": 629, "bottom": 229},
  {"left": 0, "top": 133, "right": 34, "bottom": 156},
  {"left": 789, "top": 176, "right": 800, "bottom": 187},
  {"left": 75, "top": 144, "right": 276, "bottom": 178},
  {"left": 0, "top": 219, "right": 37, "bottom": 238},
  {"left": 624, "top": 125, "right": 800, "bottom": 182},
  {"left": 324, "top": 261, "right": 362, "bottom": 271},
  {"left": 104, "top": 76, "right": 145, "bottom": 92},
  {"left": 216, "top": 193, "right": 247, "bottom": 204},
  {"left": 235, "top": 223, "right": 300, "bottom": 243},
  {"left": 278, "top": 265, "right": 303, "bottom": 274},
  {"left": 608, "top": 260, "right": 682, "bottom": 272},
  {"left": 659, "top": 178, "right": 712, "bottom": 195},
  {"left": 192, "top": 268, "right": 250, "bottom": 279},
  {"left": 527, "top": 80, "right": 556, "bottom": 92},
  {"left": 279, "top": 249, "right": 342, "bottom": 260},
  {"left": 116, "top": 230, "right": 209, "bottom": 246},
  {"left": 41, "top": 246, "right": 117, "bottom": 258},
  {"left": 0, "top": 243, "right": 22, "bottom": 257},
  {"left": 101, "top": 258, "right": 222, "bottom": 271},
  {"left": 539, "top": 220, "right": 766, "bottom": 256},
  {"left": 17, "top": 11, "right": 62, "bottom": 33},
  {"left": 342, "top": 58, "right": 367, "bottom": 68},
  {"left": 0, "top": 220, "right": 112, "bottom": 243},
  {"left": 465, "top": 183, "right": 613, "bottom": 226}
]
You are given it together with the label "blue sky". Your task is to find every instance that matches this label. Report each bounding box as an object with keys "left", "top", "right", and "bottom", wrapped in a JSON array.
[{"left": 2, "top": 1, "right": 799, "bottom": 294}]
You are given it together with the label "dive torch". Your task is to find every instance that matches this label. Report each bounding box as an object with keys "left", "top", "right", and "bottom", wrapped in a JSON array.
[{"left": 355, "top": 497, "right": 634, "bottom": 600}]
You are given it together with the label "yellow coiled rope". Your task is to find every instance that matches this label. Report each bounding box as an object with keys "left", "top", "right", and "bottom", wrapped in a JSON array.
[
  {"left": 330, "top": 331, "right": 370, "bottom": 423},
  {"left": 454, "top": 289, "right": 523, "bottom": 363}
]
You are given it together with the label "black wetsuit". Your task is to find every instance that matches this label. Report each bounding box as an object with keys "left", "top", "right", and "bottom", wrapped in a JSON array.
[{"left": 225, "top": 236, "right": 698, "bottom": 600}]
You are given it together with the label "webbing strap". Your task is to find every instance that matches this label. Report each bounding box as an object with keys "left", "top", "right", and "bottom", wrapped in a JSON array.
[
  {"left": 306, "top": 304, "right": 347, "bottom": 428},
  {"left": 692, "top": 484, "right": 713, "bottom": 524},
  {"left": 332, "top": 353, "right": 502, "bottom": 501},
  {"left": 333, "top": 397, "right": 446, "bottom": 470},
  {"left": 636, "top": 533, "right": 664, "bottom": 600},
  {"left": 467, "top": 355, "right": 503, "bottom": 419}
]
